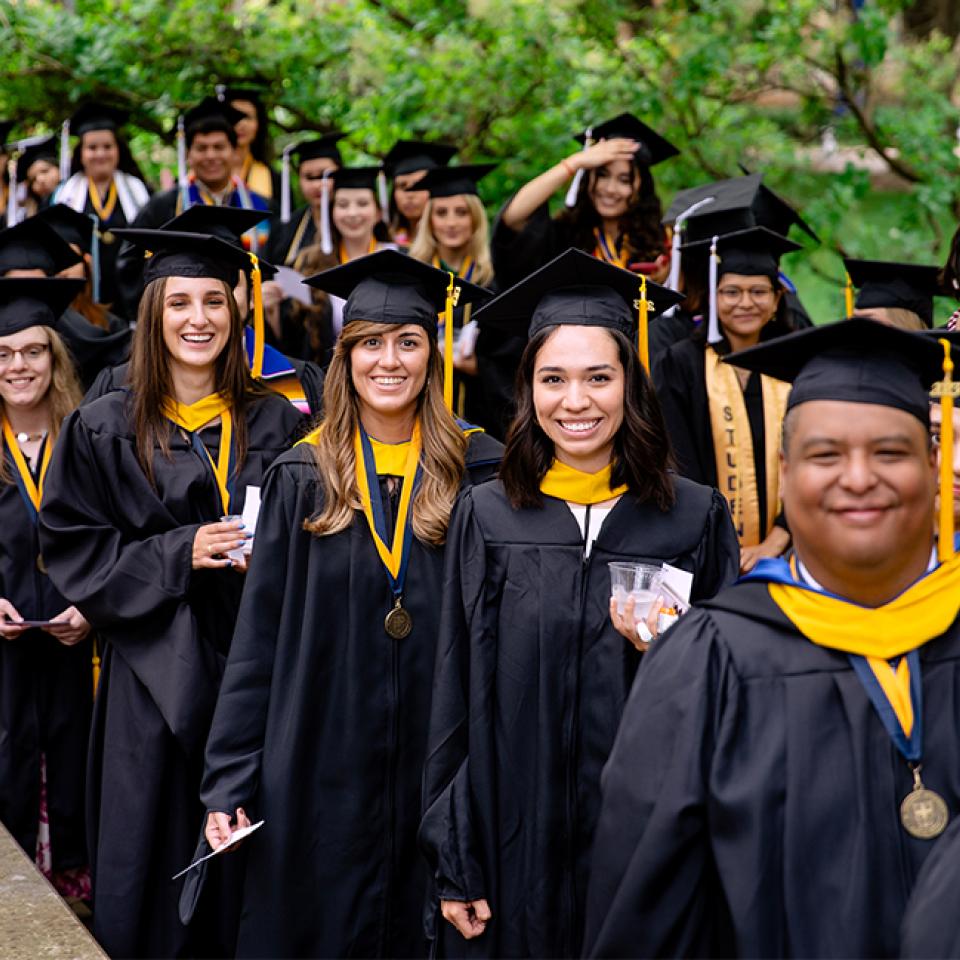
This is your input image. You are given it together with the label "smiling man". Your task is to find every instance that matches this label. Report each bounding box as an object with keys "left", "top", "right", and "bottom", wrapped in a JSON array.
[{"left": 584, "top": 317, "right": 960, "bottom": 958}]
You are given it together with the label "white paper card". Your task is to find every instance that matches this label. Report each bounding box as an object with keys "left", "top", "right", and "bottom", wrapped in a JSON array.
[
  {"left": 660, "top": 563, "right": 693, "bottom": 610},
  {"left": 274, "top": 266, "right": 312, "bottom": 305},
  {"left": 171, "top": 820, "right": 265, "bottom": 879}
]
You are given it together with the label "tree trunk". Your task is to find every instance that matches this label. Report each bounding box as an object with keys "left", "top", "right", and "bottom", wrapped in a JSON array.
[{"left": 902, "top": 0, "right": 960, "bottom": 41}]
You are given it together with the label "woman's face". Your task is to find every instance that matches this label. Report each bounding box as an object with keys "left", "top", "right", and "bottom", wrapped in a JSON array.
[
  {"left": 26, "top": 160, "right": 60, "bottom": 199},
  {"left": 0, "top": 325, "right": 53, "bottom": 411},
  {"left": 588, "top": 158, "right": 639, "bottom": 221},
  {"left": 231, "top": 99, "right": 258, "bottom": 150},
  {"left": 80, "top": 129, "right": 120, "bottom": 181},
  {"left": 532, "top": 325, "right": 625, "bottom": 474},
  {"left": 430, "top": 196, "right": 474, "bottom": 252},
  {"left": 930, "top": 402, "right": 960, "bottom": 523},
  {"left": 350, "top": 324, "right": 430, "bottom": 421},
  {"left": 717, "top": 272, "right": 782, "bottom": 343},
  {"left": 393, "top": 170, "right": 429, "bottom": 222},
  {"left": 299, "top": 157, "right": 338, "bottom": 207},
  {"left": 333, "top": 188, "right": 379, "bottom": 242},
  {"left": 161, "top": 277, "right": 233, "bottom": 376}
]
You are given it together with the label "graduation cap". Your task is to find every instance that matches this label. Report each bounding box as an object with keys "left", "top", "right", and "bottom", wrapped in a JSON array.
[
  {"left": 473, "top": 247, "right": 685, "bottom": 372},
  {"left": 0, "top": 277, "right": 84, "bottom": 336},
  {"left": 682, "top": 226, "right": 802, "bottom": 345},
  {"left": 36, "top": 203, "right": 96, "bottom": 253},
  {"left": 304, "top": 248, "right": 491, "bottom": 409},
  {"left": 0, "top": 218, "right": 83, "bottom": 277},
  {"left": 666, "top": 173, "right": 819, "bottom": 245},
  {"left": 292, "top": 132, "right": 346, "bottom": 167},
  {"left": 845, "top": 258, "right": 941, "bottom": 328},
  {"left": 182, "top": 97, "right": 246, "bottom": 135},
  {"left": 0, "top": 121, "right": 14, "bottom": 149},
  {"left": 68, "top": 102, "right": 128, "bottom": 136},
  {"left": 383, "top": 139, "right": 457, "bottom": 177},
  {"left": 113, "top": 227, "right": 254, "bottom": 286},
  {"left": 416, "top": 163, "right": 496, "bottom": 199},
  {"left": 331, "top": 166, "right": 382, "bottom": 192},
  {"left": 573, "top": 113, "right": 679, "bottom": 167}
]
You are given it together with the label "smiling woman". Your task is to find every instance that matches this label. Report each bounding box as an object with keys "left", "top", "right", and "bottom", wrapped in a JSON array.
[
  {"left": 420, "top": 249, "right": 738, "bottom": 959},
  {"left": 37, "top": 229, "right": 304, "bottom": 959}
]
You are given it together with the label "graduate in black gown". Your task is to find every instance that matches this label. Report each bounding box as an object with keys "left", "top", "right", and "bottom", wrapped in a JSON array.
[
  {"left": 586, "top": 318, "right": 960, "bottom": 959},
  {"left": 384, "top": 138, "right": 458, "bottom": 248},
  {"left": 653, "top": 226, "right": 801, "bottom": 573},
  {"left": 419, "top": 249, "right": 739, "bottom": 959},
  {"left": 192, "top": 250, "right": 501, "bottom": 959},
  {"left": 0, "top": 278, "right": 92, "bottom": 900},
  {"left": 85, "top": 206, "right": 325, "bottom": 416},
  {"left": 846, "top": 257, "right": 942, "bottom": 330},
  {"left": 38, "top": 230, "right": 304, "bottom": 959}
]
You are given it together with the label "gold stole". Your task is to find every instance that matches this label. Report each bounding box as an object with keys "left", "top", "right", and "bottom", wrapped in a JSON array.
[
  {"left": 704, "top": 345, "right": 790, "bottom": 546},
  {"left": 242, "top": 156, "right": 274, "bottom": 199},
  {"left": 539, "top": 460, "right": 628, "bottom": 505}
]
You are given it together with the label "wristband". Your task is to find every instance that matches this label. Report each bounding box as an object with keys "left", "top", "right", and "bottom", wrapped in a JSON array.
[{"left": 560, "top": 158, "right": 576, "bottom": 178}]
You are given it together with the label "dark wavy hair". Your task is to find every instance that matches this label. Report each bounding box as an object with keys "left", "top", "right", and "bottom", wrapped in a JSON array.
[
  {"left": 229, "top": 92, "right": 273, "bottom": 164},
  {"left": 940, "top": 222, "right": 960, "bottom": 296},
  {"left": 500, "top": 325, "right": 676, "bottom": 510},
  {"left": 555, "top": 159, "right": 665, "bottom": 263},
  {"left": 70, "top": 129, "right": 149, "bottom": 183}
]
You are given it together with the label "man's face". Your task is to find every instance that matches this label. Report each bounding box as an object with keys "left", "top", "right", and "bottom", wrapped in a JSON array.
[
  {"left": 187, "top": 131, "right": 234, "bottom": 190},
  {"left": 782, "top": 400, "right": 937, "bottom": 574}
]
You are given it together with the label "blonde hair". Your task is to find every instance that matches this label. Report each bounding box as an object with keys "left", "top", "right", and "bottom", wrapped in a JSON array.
[
  {"left": 0, "top": 328, "right": 83, "bottom": 483},
  {"left": 408, "top": 195, "right": 495, "bottom": 287},
  {"left": 304, "top": 320, "right": 467, "bottom": 546}
]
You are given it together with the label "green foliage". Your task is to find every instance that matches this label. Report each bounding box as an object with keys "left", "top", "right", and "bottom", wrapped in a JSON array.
[{"left": 1, "top": 0, "right": 959, "bottom": 313}]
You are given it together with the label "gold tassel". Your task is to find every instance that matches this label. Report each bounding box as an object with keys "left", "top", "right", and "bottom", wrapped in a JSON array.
[
  {"left": 935, "top": 338, "right": 956, "bottom": 562},
  {"left": 443, "top": 272, "right": 456, "bottom": 410},
  {"left": 92, "top": 636, "right": 101, "bottom": 698},
  {"left": 844, "top": 272, "right": 854, "bottom": 319},
  {"left": 249, "top": 253, "right": 265, "bottom": 379},
  {"left": 637, "top": 275, "right": 651, "bottom": 373}
]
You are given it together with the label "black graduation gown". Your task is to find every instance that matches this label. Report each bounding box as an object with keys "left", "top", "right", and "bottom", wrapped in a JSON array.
[
  {"left": 82, "top": 354, "right": 325, "bottom": 419},
  {"left": 653, "top": 336, "right": 781, "bottom": 532},
  {"left": 196, "top": 430, "right": 503, "bottom": 959},
  {"left": 265, "top": 206, "right": 318, "bottom": 266},
  {"left": 58, "top": 307, "right": 131, "bottom": 392},
  {"left": 583, "top": 582, "right": 960, "bottom": 959},
  {"left": 81, "top": 193, "right": 132, "bottom": 309},
  {"left": 37, "top": 389, "right": 303, "bottom": 959},
  {"left": 0, "top": 441, "right": 91, "bottom": 870},
  {"left": 490, "top": 200, "right": 581, "bottom": 291},
  {"left": 419, "top": 478, "right": 739, "bottom": 959},
  {"left": 900, "top": 814, "right": 960, "bottom": 957}
]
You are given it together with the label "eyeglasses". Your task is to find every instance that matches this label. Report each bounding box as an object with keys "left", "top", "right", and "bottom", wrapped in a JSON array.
[
  {"left": 0, "top": 343, "right": 49, "bottom": 366},
  {"left": 717, "top": 285, "right": 776, "bottom": 304}
]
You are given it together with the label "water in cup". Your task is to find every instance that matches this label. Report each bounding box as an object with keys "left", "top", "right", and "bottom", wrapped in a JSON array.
[{"left": 608, "top": 562, "right": 664, "bottom": 618}]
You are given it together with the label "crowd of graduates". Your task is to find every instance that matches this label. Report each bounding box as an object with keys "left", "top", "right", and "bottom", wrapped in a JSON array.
[{"left": 3, "top": 88, "right": 960, "bottom": 960}]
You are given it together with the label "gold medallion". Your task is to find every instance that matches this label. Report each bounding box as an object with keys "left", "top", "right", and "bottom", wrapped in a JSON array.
[
  {"left": 384, "top": 600, "right": 413, "bottom": 640},
  {"left": 100, "top": 230, "right": 115, "bottom": 245},
  {"left": 36, "top": 553, "right": 47, "bottom": 575},
  {"left": 901, "top": 769, "right": 950, "bottom": 839}
]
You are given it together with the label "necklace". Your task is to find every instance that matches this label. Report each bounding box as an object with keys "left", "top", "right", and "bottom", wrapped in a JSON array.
[{"left": 15, "top": 430, "right": 47, "bottom": 444}]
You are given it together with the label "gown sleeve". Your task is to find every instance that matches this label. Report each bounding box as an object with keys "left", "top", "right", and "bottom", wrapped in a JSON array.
[
  {"left": 652, "top": 344, "right": 711, "bottom": 485},
  {"left": 583, "top": 608, "right": 739, "bottom": 958},
  {"left": 38, "top": 409, "right": 198, "bottom": 626},
  {"left": 690, "top": 489, "right": 740, "bottom": 602},
  {"left": 490, "top": 197, "right": 564, "bottom": 290},
  {"left": 420, "top": 491, "right": 489, "bottom": 917},
  {"left": 199, "top": 458, "right": 298, "bottom": 816}
]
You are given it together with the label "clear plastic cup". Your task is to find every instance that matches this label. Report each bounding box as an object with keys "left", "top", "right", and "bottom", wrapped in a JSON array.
[
  {"left": 221, "top": 514, "right": 249, "bottom": 562},
  {"left": 609, "top": 562, "right": 664, "bottom": 618}
]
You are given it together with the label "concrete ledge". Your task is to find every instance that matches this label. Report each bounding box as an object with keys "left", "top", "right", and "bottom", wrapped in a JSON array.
[{"left": 0, "top": 821, "right": 106, "bottom": 959}]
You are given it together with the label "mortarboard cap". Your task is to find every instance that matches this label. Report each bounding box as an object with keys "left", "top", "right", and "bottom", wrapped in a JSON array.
[
  {"left": 303, "top": 248, "right": 489, "bottom": 336},
  {"left": 682, "top": 226, "right": 801, "bottom": 279},
  {"left": 331, "top": 166, "right": 383, "bottom": 192},
  {"left": 845, "top": 258, "right": 941, "bottom": 328},
  {"left": 0, "top": 218, "right": 83, "bottom": 276},
  {"left": 183, "top": 97, "right": 246, "bottom": 134},
  {"left": 0, "top": 122, "right": 14, "bottom": 149},
  {"left": 159, "top": 206, "right": 278, "bottom": 280},
  {"left": 69, "top": 102, "right": 128, "bottom": 136},
  {"left": 415, "top": 163, "right": 496, "bottom": 199},
  {"left": 0, "top": 277, "right": 84, "bottom": 336},
  {"left": 112, "top": 227, "right": 254, "bottom": 287},
  {"left": 574, "top": 113, "right": 679, "bottom": 167},
  {"left": 384, "top": 139, "right": 458, "bottom": 177},
  {"left": 475, "top": 248, "right": 684, "bottom": 341},
  {"left": 15, "top": 137, "right": 58, "bottom": 182},
  {"left": 723, "top": 317, "right": 944, "bottom": 424},
  {"left": 668, "top": 174, "right": 818, "bottom": 244},
  {"left": 292, "top": 132, "right": 346, "bottom": 166},
  {"left": 36, "top": 203, "right": 97, "bottom": 254}
]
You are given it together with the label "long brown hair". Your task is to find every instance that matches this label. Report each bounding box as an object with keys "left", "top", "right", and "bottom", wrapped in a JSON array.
[
  {"left": 0, "top": 328, "right": 83, "bottom": 483},
  {"left": 500, "top": 325, "right": 676, "bottom": 510},
  {"left": 304, "top": 320, "right": 467, "bottom": 546},
  {"left": 129, "top": 276, "right": 261, "bottom": 484}
]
